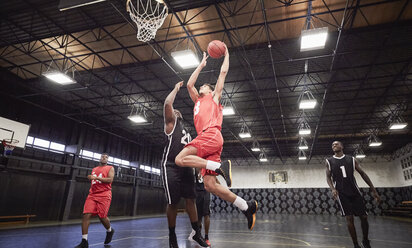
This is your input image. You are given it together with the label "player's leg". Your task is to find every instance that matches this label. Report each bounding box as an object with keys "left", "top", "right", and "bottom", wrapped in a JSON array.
[
  {"left": 181, "top": 167, "right": 208, "bottom": 247},
  {"left": 359, "top": 215, "right": 371, "bottom": 248},
  {"left": 203, "top": 175, "right": 257, "bottom": 230},
  {"left": 345, "top": 215, "right": 360, "bottom": 247},
  {"left": 76, "top": 195, "right": 96, "bottom": 248},
  {"left": 204, "top": 215, "right": 210, "bottom": 245},
  {"left": 163, "top": 165, "right": 181, "bottom": 248},
  {"left": 176, "top": 146, "right": 230, "bottom": 173},
  {"left": 203, "top": 192, "right": 211, "bottom": 242},
  {"left": 96, "top": 198, "right": 114, "bottom": 245}
]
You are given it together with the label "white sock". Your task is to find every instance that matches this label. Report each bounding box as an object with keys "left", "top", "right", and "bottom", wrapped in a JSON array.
[
  {"left": 233, "top": 196, "right": 248, "bottom": 211},
  {"left": 206, "top": 160, "right": 221, "bottom": 171},
  {"left": 82, "top": 234, "right": 88, "bottom": 240},
  {"left": 107, "top": 227, "right": 112, "bottom": 232}
]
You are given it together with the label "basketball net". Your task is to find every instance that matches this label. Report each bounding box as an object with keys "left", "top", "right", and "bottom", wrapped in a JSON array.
[
  {"left": 126, "top": 0, "right": 168, "bottom": 42},
  {"left": 2, "top": 139, "right": 19, "bottom": 156}
]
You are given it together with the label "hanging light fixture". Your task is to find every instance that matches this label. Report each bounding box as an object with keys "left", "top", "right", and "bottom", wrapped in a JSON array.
[
  {"left": 298, "top": 90, "right": 317, "bottom": 109},
  {"left": 300, "top": 27, "right": 328, "bottom": 52},
  {"left": 298, "top": 137, "right": 309, "bottom": 150},
  {"left": 298, "top": 149, "right": 307, "bottom": 160},
  {"left": 251, "top": 140, "right": 261, "bottom": 152},
  {"left": 354, "top": 148, "right": 366, "bottom": 159},
  {"left": 222, "top": 98, "right": 235, "bottom": 116},
  {"left": 368, "top": 134, "right": 382, "bottom": 147},
  {"left": 259, "top": 152, "right": 268, "bottom": 162},
  {"left": 298, "top": 120, "right": 311, "bottom": 136},
  {"left": 389, "top": 116, "right": 408, "bottom": 130},
  {"left": 239, "top": 123, "right": 252, "bottom": 139},
  {"left": 128, "top": 104, "right": 148, "bottom": 123}
]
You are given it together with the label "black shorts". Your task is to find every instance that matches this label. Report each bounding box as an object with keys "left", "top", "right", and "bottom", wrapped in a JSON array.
[
  {"left": 161, "top": 162, "right": 196, "bottom": 205},
  {"left": 196, "top": 190, "right": 211, "bottom": 218},
  {"left": 337, "top": 193, "right": 367, "bottom": 216}
]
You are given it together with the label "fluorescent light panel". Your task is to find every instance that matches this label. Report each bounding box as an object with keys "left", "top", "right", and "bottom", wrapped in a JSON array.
[
  {"left": 43, "top": 71, "right": 76, "bottom": 85},
  {"left": 259, "top": 158, "right": 268, "bottom": 162},
  {"left": 171, "top": 50, "right": 200, "bottom": 69},
  {"left": 298, "top": 145, "right": 308, "bottom": 150},
  {"left": 369, "top": 142, "right": 382, "bottom": 147},
  {"left": 128, "top": 115, "right": 147, "bottom": 123},
  {"left": 223, "top": 106, "right": 235, "bottom": 116},
  {"left": 299, "top": 99, "right": 317, "bottom": 109},
  {"left": 299, "top": 156, "right": 307, "bottom": 160},
  {"left": 239, "top": 132, "right": 251, "bottom": 138},
  {"left": 251, "top": 147, "right": 261, "bottom": 152},
  {"left": 356, "top": 154, "right": 366, "bottom": 159},
  {"left": 300, "top": 27, "right": 328, "bottom": 52},
  {"left": 299, "top": 129, "right": 311, "bottom": 135},
  {"left": 389, "top": 123, "right": 407, "bottom": 130},
  {"left": 59, "top": 0, "right": 106, "bottom": 11}
]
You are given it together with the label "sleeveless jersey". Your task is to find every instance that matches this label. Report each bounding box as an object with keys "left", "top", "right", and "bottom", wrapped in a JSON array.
[
  {"left": 326, "top": 155, "right": 361, "bottom": 196},
  {"left": 89, "top": 165, "right": 113, "bottom": 197},
  {"left": 193, "top": 94, "right": 223, "bottom": 135},
  {"left": 162, "top": 117, "right": 192, "bottom": 163}
]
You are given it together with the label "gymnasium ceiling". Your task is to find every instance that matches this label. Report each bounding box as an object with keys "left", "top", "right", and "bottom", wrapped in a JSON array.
[{"left": 0, "top": 0, "right": 411, "bottom": 164}]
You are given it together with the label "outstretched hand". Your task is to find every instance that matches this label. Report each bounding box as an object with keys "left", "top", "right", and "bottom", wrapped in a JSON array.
[
  {"left": 372, "top": 190, "right": 381, "bottom": 204},
  {"left": 200, "top": 52, "right": 209, "bottom": 68},
  {"left": 174, "top": 81, "right": 183, "bottom": 91}
]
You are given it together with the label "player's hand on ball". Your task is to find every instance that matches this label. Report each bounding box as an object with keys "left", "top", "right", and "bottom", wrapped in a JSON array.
[
  {"left": 200, "top": 52, "right": 208, "bottom": 68},
  {"left": 332, "top": 189, "right": 339, "bottom": 200},
  {"left": 175, "top": 81, "right": 183, "bottom": 91}
]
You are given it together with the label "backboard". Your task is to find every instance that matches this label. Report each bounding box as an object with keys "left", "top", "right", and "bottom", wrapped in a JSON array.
[{"left": 0, "top": 117, "right": 31, "bottom": 149}]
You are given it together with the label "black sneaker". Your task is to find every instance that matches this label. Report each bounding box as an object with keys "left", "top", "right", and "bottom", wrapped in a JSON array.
[
  {"left": 242, "top": 200, "right": 258, "bottom": 230},
  {"left": 192, "top": 231, "right": 209, "bottom": 247},
  {"left": 75, "top": 239, "right": 88, "bottom": 248},
  {"left": 215, "top": 160, "right": 232, "bottom": 187},
  {"left": 169, "top": 233, "right": 179, "bottom": 248},
  {"left": 104, "top": 228, "right": 115, "bottom": 244},
  {"left": 362, "top": 240, "right": 371, "bottom": 248}
]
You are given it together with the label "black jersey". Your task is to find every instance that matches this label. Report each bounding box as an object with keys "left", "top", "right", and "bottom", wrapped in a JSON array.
[
  {"left": 161, "top": 118, "right": 192, "bottom": 164},
  {"left": 326, "top": 155, "right": 361, "bottom": 196}
]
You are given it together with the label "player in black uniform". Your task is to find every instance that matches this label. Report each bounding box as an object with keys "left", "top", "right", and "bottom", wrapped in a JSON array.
[
  {"left": 326, "top": 141, "right": 381, "bottom": 248},
  {"left": 162, "top": 81, "right": 209, "bottom": 248},
  {"left": 188, "top": 168, "right": 212, "bottom": 246}
]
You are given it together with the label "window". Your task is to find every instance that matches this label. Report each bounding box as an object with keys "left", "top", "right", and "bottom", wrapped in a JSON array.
[
  {"left": 401, "top": 155, "right": 412, "bottom": 181},
  {"left": 50, "top": 142, "right": 65, "bottom": 152},
  {"left": 26, "top": 136, "right": 34, "bottom": 145},
  {"left": 33, "top": 138, "right": 50, "bottom": 149}
]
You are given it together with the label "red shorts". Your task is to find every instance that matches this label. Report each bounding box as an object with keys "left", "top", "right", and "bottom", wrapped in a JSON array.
[
  {"left": 185, "top": 127, "right": 223, "bottom": 177},
  {"left": 83, "top": 194, "right": 111, "bottom": 218}
]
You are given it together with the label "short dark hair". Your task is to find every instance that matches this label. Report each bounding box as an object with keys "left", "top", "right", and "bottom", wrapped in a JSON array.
[
  {"left": 101, "top": 153, "right": 109, "bottom": 157},
  {"left": 203, "top": 83, "right": 214, "bottom": 91},
  {"left": 333, "top": 141, "right": 343, "bottom": 146}
]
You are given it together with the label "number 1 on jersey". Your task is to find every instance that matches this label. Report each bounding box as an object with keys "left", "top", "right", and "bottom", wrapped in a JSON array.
[{"left": 340, "top": 166, "right": 347, "bottom": 178}]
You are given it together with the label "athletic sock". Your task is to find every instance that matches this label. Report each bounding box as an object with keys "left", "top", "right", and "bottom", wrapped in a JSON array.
[
  {"left": 82, "top": 234, "right": 88, "bottom": 240},
  {"left": 206, "top": 160, "right": 220, "bottom": 171},
  {"left": 205, "top": 234, "right": 209, "bottom": 240},
  {"left": 169, "top": 226, "right": 176, "bottom": 236},
  {"left": 233, "top": 196, "right": 248, "bottom": 211},
  {"left": 107, "top": 227, "right": 112, "bottom": 232}
]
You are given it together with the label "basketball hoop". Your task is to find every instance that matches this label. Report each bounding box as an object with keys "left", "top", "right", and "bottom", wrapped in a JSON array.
[
  {"left": 126, "top": 0, "right": 168, "bottom": 42},
  {"left": 2, "top": 139, "right": 19, "bottom": 156}
]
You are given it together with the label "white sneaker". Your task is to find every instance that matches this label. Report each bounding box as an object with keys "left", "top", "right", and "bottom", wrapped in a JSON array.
[{"left": 187, "top": 229, "right": 195, "bottom": 241}]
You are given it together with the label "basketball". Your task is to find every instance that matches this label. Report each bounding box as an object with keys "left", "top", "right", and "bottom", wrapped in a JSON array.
[{"left": 207, "top": 40, "right": 226, "bottom": 58}]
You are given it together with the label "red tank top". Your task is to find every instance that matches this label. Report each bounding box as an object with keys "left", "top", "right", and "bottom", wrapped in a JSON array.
[
  {"left": 193, "top": 94, "right": 223, "bottom": 135},
  {"left": 89, "top": 165, "right": 113, "bottom": 197}
]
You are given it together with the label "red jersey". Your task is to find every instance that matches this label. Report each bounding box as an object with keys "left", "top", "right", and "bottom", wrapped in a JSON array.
[
  {"left": 89, "top": 165, "right": 113, "bottom": 197},
  {"left": 193, "top": 93, "right": 223, "bottom": 134}
]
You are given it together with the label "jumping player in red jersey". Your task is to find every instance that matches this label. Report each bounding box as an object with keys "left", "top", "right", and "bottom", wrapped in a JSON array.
[
  {"left": 75, "top": 154, "right": 115, "bottom": 248},
  {"left": 175, "top": 47, "right": 258, "bottom": 230}
]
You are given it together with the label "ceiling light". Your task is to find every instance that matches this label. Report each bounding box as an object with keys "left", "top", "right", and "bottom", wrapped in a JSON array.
[
  {"left": 251, "top": 147, "right": 261, "bottom": 152},
  {"left": 300, "top": 27, "right": 328, "bottom": 52},
  {"left": 43, "top": 71, "right": 76, "bottom": 85},
  {"left": 389, "top": 122, "right": 407, "bottom": 130},
  {"left": 171, "top": 50, "right": 200, "bottom": 69},
  {"left": 239, "top": 132, "right": 251, "bottom": 139},
  {"left": 369, "top": 142, "right": 382, "bottom": 147},
  {"left": 298, "top": 120, "right": 311, "bottom": 136},
  {"left": 299, "top": 129, "right": 311, "bottom": 135},
  {"left": 356, "top": 154, "right": 366, "bottom": 159},
  {"left": 223, "top": 106, "right": 235, "bottom": 116},
  {"left": 259, "top": 153, "right": 268, "bottom": 162},
  {"left": 298, "top": 156, "right": 307, "bottom": 160},
  {"left": 354, "top": 147, "right": 366, "bottom": 159},
  {"left": 128, "top": 114, "right": 147, "bottom": 123},
  {"left": 298, "top": 137, "right": 309, "bottom": 150},
  {"left": 368, "top": 134, "right": 382, "bottom": 147},
  {"left": 298, "top": 149, "right": 307, "bottom": 160},
  {"left": 299, "top": 99, "right": 317, "bottom": 109},
  {"left": 298, "top": 145, "right": 309, "bottom": 150}
]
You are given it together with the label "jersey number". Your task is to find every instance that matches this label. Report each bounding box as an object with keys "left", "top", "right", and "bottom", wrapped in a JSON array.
[
  {"left": 92, "top": 172, "right": 103, "bottom": 184},
  {"left": 340, "top": 166, "right": 347, "bottom": 178},
  {"left": 194, "top": 101, "right": 200, "bottom": 116},
  {"left": 181, "top": 129, "right": 191, "bottom": 145}
]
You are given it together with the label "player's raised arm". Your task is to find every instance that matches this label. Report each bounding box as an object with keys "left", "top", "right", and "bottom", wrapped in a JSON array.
[
  {"left": 187, "top": 52, "right": 208, "bottom": 103},
  {"left": 164, "top": 81, "right": 183, "bottom": 134},
  {"left": 213, "top": 45, "right": 229, "bottom": 104}
]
